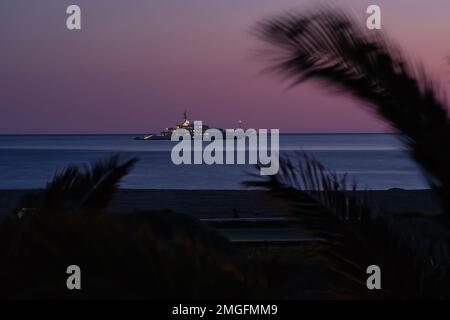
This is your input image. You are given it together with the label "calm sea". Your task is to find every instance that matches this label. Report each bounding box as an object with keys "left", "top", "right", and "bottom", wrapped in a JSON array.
[{"left": 0, "top": 134, "right": 428, "bottom": 190}]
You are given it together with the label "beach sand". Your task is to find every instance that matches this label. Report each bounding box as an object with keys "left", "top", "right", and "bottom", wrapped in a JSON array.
[{"left": 0, "top": 189, "right": 440, "bottom": 217}]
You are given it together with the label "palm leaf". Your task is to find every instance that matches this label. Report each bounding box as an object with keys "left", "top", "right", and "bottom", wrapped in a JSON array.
[
  {"left": 79, "top": 155, "right": 138, "bottom": 212},
  {"left": 19, "top": 154, "right": 138, "bottom": 214},
  {"left": 254, "top": 8, "right": 450, "bottom": 214},
  {"left": 245, "top": 153, "right": 374, "bottom": 288},
  {"left": 246, "top": 152, "right": 450, "bottom": 298}
]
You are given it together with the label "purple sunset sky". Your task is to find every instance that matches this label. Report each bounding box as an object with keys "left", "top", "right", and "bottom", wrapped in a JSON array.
[{"left": 1, "top": 0, "right": 449, "bottom": 133}]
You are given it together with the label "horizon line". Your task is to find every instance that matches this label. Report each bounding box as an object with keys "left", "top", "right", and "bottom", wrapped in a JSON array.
[{"left": 0, "top": 132, "right": 398, "bottom": 136}]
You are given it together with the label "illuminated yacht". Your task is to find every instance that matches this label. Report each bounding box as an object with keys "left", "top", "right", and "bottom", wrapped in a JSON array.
[{"left": 136, "top": 111, "right": 216, "bottom": 140}]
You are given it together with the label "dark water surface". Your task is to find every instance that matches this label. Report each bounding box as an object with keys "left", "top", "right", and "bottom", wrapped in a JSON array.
[{"left": 0, "top": 134, "right": 427, "bottom": 190}]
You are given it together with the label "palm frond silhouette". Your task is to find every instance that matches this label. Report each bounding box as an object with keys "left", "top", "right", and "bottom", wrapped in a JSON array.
[
  {"left": 1, "top": 155, "right": 260, "bottom": 299},
  {"left": 18, "top": 154, "right": 137, "bottom": 214},
  {"left": 255, "top": 8, "right": 450, "bottom": 214},
  {"left": 246, "top": 153, "right": 450, "bottom": 298}
]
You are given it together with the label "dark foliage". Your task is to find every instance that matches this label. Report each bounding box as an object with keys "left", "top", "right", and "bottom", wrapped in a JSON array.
[
  {"left": 0, "top": 210, "right": 260, "bottom": 299},
  {"left": 254, "top": 8, "right": 450, "bottom": 214},
  {"left": 0, "top": 156, "right": 264, "bottom": 299},
  {"left": 246, "top": 153, "right": 450, "bottom": 298},
  {"left": 17, "top": 155, "right": 137, "bottom": 214}
]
